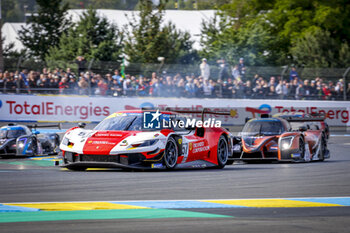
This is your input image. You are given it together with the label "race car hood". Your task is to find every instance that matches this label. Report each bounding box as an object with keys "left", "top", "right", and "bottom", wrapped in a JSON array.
[
  {"left": 83, "top": 131, "right": 136, "bottom": 155},
  {"left": 241, "top": 135, "right": 277, "bottom": 152},
  {"left": 61, "top": 129, "right": 136, "bottom": 154},
  {"left": 60, "top": 128, "right": 164, "bottom": 155}
]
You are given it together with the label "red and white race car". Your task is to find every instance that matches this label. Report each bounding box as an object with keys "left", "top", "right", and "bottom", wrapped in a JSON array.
[{"left": 60, "top": 109, "right": 234, "bottom": 170}]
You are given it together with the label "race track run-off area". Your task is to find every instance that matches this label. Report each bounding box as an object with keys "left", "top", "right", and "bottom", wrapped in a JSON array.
[{"left": 1, "top": 134, "right": 350, "bottom": 232}]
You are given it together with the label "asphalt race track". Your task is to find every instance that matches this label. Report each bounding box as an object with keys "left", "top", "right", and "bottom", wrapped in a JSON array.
[{"left": 1, "top": 132, "right": 350, "bottom": 232}]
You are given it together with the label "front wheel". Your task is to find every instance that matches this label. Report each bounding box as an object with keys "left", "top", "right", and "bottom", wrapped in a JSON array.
[
  {"left": 217, "top": 136, "right": 229, "bottom": 168},
  {"left": 319, "top": 136, "right": 326, "bottom": 161},
  {"left": 163, "top": 137, "right": 178, "bottom": 169}
]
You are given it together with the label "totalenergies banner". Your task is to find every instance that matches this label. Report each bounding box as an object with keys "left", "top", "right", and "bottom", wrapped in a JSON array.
[{"left": 0, "top": 94, "right": 349, "bottom": 126}]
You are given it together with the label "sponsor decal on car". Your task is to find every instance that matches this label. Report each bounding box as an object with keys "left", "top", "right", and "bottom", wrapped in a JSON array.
[
  {"left": 151, "top": 163, "right": 164, "bottom": 168},
  {"left": 90, "top": 141, "right": 115, "bottom": 145},
  {"left": 192, "top": 141, "right": 210, "bottom": 153}
]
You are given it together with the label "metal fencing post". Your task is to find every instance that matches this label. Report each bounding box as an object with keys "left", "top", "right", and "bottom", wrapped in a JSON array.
[
  {"left": 343, "top": 67, "right": 350, "bottom": 101},
  {"left": 16, "top": 56, "right": 23, "bottom": 71},
  {"left": 87, "top": 59, "right": 94, "bottom": 96},
  {"left": 280, "top": 65, "right": 289, "bottom": 99}
]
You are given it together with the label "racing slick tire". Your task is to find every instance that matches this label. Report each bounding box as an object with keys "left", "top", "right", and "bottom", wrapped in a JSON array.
[
  {"left": 163, "top": 137, "right": 178, "bottom": 169},
  {"left": 217, "top": 135, "right": 229, "bottom": 169},
  {"left": 319, "top": 135, "right": 326, "bottom": 161},
  {"left": 299, "top": 137, "right": 305, "bottom": 161}
]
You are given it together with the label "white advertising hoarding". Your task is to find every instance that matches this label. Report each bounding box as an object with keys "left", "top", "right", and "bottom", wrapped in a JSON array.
[{"left": 0, "top": 94, "right": 349, "bottom": 126}]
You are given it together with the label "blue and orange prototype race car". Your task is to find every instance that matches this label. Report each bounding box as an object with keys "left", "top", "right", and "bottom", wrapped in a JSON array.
[
  {"left": 229, "top": 114, "right": 330, "bottom": 162},
  {"left": 0, "top": 123, "right": 60, "bottom": 157}
]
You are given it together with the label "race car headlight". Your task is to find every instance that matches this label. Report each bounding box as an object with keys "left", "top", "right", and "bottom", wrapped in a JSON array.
[
  {"left": 18, "top": 142, "right": 25, "bottom": 148},
  {"left": 280, "top": 136, "right": 294, "bottom": 150},
  {"left": 131, "top": 139, "right": 158, "bottom": 148}
]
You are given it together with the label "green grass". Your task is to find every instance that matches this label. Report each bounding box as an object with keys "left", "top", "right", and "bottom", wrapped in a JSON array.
[{"left": 0, "top": 209, "right": 231, "bottom": 223}]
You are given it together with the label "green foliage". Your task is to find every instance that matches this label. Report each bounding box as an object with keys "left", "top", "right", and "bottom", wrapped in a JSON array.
[
  {"left": 200, "top": 12, "right": 284, "bottom": 66},
  {"left": 18, "top": 0, "right": 71, "bottom": 60},
  {"left": 201, "top": 0, "right": 350, "bottom": 68},
  {"left": 200, "top": 0, "right": 288, "bottom": 66},
  {"left": 1, "top": 0, "right": 21, "bottom": 22},
  {"left": 45, "top": 8, "right": 124, "bottom": 72},
  {"left": 1, "top": 0, "right": 36, "bottom": 22},
  {"left": 63, "top": 0, "right": 139, "bottom": 10},
  {"left": 124, "top": 0, "right": 196, "bottom": 66},
  {"left": 164, "top": 0, "right": 193, "bottom": 9},
  {"left": 291, "top": 29, "right": 350, "bottom": 68}
]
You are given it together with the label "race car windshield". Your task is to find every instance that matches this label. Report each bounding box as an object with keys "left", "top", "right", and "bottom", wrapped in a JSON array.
[
  {"left": 94, "top": 115, "right": 142, "bottom": 131},
  {"left": 0, "top": 129, "right": 26, "bottom": 139},
  {"left": 242, "top": 121, "right": 284, "bottom": 136}
]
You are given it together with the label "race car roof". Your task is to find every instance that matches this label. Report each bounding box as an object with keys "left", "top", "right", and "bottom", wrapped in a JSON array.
[
  {"left": 249, "top": 118, "right": 282, "bottom": 122},
  {"left": 0, "top": 125, "right": 29, "bottom": 131}
]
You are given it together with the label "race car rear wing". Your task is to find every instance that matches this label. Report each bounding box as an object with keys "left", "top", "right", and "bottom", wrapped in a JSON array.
[
  {"left": 274, "top": 113, "right": 326, "bottom": 122},
  {"left": 285, "top": 118, "right": 325, "bottom": 122},
  {"left": 163, "top": 107, "right": 237, "bottom": 121},
  {"left": 28, "top": 123, "right": 62, "bottom": 130}
]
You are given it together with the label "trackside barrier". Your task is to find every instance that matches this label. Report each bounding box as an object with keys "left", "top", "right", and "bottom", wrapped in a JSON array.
[{"left": 0, "top": 94, "right": 349, "bottom": 126}]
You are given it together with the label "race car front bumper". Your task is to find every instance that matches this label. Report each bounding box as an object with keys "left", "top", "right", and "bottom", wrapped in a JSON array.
[
  {"left": 230, "top": 148, "right": 300, "bottom": 162},
  {"left": 62, "top": 151, "right": 164, "bottom": 169}
]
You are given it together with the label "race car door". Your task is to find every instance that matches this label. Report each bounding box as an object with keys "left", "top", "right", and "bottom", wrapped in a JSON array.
[{"left": 190, "top": 127, "right": 210, "bottom": 160}]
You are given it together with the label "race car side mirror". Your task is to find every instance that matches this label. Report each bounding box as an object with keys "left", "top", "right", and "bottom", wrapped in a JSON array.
[
  {"left": 78, "top": 122, "right": 86, "bottom": 128},
  {"left": 299, "top": 126, "right": 307, "bottom": 132}
]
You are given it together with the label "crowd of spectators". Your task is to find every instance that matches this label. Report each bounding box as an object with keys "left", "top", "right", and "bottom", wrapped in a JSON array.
[{"left": 0, "top": 58, "right": 348, "bottom": 100}]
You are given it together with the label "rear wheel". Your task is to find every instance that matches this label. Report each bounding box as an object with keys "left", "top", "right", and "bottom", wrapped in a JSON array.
[
  {"left": 217, "top": 136, "right": 229, "bottom": 168},
  {"left": 163, "top": 137, "right": 178, "bottom": 169},
  {"left": 299, "top": 137, "right": 305, "bottom": 161}
]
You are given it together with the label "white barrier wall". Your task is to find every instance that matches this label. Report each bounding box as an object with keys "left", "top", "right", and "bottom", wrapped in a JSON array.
[{"left": 0, "top": 94, "right": 350, "bottom": 126}]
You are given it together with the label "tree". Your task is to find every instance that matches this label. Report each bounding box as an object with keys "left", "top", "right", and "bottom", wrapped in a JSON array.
[
  {"left": 63, "top": 0, "right": 139, "bottom": 10},
  {"left": 18, "top": 0, "right": 71, "bottom": 60},
  {"left": 200, "top": 11, "right": 284, "bottom": 66},
  {"left": 200, "top": 0, "right": 350, "bottom": 67},
  {"left": 1, "top": 0, "right": 21, "bottom": 22},
  {"left": 291, "top": 29, "right": 350, "bottom": 68},
  {"left": 46, "top": 8, "right": 124, "bottom": 71},
  {"left": 124, "top": 0, "right": 195, "bottom": 65}
]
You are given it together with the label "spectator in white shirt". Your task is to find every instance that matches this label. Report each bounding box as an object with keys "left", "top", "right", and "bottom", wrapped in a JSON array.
[{"left": 200, "top": 58, "right": 210, "bottom": 81}]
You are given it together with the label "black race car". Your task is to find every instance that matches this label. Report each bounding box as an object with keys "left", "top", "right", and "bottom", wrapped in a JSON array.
[{"left": 0, "top": 123, "right": 60, "bottom": 157}]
